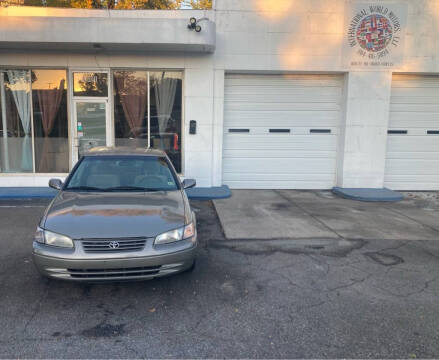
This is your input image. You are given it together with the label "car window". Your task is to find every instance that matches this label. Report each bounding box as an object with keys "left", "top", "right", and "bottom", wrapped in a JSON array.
[{"left": 65, "top": 155, "right": 179, "bottom": 192}]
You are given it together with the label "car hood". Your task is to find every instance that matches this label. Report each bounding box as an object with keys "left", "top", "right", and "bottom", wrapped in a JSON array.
[{"left": 43, "top": 190, "right": 186, "bottom": 239}]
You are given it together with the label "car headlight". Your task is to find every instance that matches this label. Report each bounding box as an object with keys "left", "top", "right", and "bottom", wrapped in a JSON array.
[
  {"left": 183, "top": 222, "right": 195, "bottom": 240},
  {"left": 34, "top": 227, "right": 74, "bottom": 248},
  {"left": 154, "top": 223, "right": 195, "bottom": 245}
]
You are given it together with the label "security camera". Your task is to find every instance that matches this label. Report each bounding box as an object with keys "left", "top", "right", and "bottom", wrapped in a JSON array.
[{"left": 188, "top": 17, "right": 202, "bottom": 32}]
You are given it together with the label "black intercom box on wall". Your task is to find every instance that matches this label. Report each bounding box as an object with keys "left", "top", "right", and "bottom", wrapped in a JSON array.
[{"left": 189, "top": 120, "right": 197, "bottom": 134}]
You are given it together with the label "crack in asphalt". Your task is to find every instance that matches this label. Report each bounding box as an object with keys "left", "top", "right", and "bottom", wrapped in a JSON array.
[
  {"left": 376, "top": 273, "right": 439, "bottom": 299},
  {"left": 418, "top": 243, "right": 439, "bottom": 260},
  {"left": 240, "top": 238, "right": 439, "bottom": 302},
  {"left": 255, "top": 254, "right": 374, "bottom": 297},
  {"left": 326, "top": 273, "right": 373, "bottom": 293},
  {"left": 209, "top": 238, "right": 367, "bottom": 258},
  {"left": 22, "top": 283, "right": 50, "bottom": 337}
]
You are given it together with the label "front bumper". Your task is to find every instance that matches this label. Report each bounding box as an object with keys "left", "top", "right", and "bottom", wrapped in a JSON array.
[{"left": 33, "top": 238, "right": 197, "bottom": 282}]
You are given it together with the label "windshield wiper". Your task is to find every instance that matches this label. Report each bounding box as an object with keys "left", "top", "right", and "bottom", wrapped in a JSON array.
[
  {"left": 65, "top": 186, "right": 105, "bottom": 192},
  {"left": 102, "top": 186, "right": 156, "bottom": 192}
]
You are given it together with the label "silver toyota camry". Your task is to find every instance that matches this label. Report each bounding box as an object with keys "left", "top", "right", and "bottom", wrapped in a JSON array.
[{"left": 32, "top": 147, "right": 197, "bottom": 282}]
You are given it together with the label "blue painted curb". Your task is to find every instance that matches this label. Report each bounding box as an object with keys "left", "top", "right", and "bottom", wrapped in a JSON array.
[
  {"left": 0, "top": 185, "right": 232, "bottom": 201},
  {"left": 186, "top": 185, "right": 232, "bottom": 200},
  {"left": 332, "top": 187, "right": 403, "bottom": 202},
  {"left": 0, "top": 187, "right": 57, "bottom": 199}
]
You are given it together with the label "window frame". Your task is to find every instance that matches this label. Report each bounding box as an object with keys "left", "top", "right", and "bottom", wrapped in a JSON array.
[{"left": 69, "top": 68, "right": 112, "bottom": 168}]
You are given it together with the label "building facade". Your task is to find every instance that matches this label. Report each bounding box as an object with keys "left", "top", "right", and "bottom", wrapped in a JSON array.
[{"left": 0, "top": 0, "right": 438, "bottom": 190}]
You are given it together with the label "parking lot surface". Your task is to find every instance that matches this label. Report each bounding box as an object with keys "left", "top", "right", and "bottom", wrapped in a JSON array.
[{"left": 0, "top": 196, "right": 439, "bottom": 358}]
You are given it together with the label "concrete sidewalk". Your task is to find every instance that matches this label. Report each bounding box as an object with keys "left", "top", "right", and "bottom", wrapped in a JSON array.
[{"left": 213, "top": 190, "right": 439, "bottom": 241}]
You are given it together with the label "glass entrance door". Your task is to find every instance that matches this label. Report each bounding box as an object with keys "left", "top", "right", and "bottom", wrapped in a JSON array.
[{"left": 73, "top": 100, "right": 109, "bottom": 161}]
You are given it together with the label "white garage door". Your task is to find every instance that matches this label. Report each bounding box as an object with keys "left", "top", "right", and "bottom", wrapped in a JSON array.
[
  {"left": 385, "top": 75, "right": 439, "bottom": 190},
  {"left": 222, "top": 74, "right": 343, "bottom": 189}
]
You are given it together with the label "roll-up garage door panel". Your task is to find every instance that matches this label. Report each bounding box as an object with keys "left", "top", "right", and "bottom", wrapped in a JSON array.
[
  {"left": 224, "top": 134, "right": 337, "bottom": 146},
  {"left": 391, "top": 75, "right": 439, "bottom": 87},
  {"left": 385, "top": 75, "right": 439, "bottom": 190},
  {"left": 224, "top": 112, "right": 340, "bottom": 127},
  {"left": 391, "top": 87, "right": 439, "bottom": 97},
  {"left": 389, "top": 113, "right": 439, "bottom": 128},
  {"left": 223, "top": 157, "right": 336, "bottom": 171},
  {"left": 387, "top": 137, "right": 439, "bottom": 153},
  {"left": 223, "top": 74, "right": 342, "bottom": 189},
  {"left": 386, "top": 160, "right": 439, "bottom": 175},
  {"left": 226, "top": 87, "right": 341, "bottom": 97},
  {"left": 223, "top": 150, "right": 337, "bottom": 159},
  {"left": 390, "top": 103, "right": 439, "bottom": 112},
  {"left": 223, "top": 173, "right": 337, "bottom": 182},
  {"left": 225, "top": 102, "right": 340, "bottom": 112}
]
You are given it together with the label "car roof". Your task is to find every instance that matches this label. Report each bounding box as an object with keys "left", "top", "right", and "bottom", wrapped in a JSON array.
[{"left": 83, "top": 146, "right": 167, "bottom": 157}]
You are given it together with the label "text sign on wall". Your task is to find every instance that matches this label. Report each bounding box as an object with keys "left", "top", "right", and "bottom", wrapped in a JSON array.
[{"left": 344, "top": 3, "right": 407, "bottom": 68}]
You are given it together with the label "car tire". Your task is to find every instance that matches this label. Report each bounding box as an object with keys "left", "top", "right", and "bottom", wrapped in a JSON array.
[
  {"left": 39, "top": 274, "right": 52, "bottom": 284},
  {"left": 184, "top": 259, "right": 196, "bottom": 273}
]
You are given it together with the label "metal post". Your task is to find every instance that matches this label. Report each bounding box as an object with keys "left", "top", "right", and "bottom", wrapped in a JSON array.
[
  {"left": 147, "top": 71, "right": 151, "bottom": 149},
  {"left": 28, "top": 70, "right": 35, "bottom": 173},
  {"left": 0, "top": 72, "right": 9, "bottom": 171}
]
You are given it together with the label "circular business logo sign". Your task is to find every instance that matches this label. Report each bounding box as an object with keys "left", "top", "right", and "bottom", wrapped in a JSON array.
[{"left": 356, "top": 14, "right": 393, "bottom": 52}]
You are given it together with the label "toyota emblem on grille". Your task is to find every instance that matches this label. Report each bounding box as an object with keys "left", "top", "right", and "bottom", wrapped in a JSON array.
[{"left": 108, "top": 241, "right": 120, "bottom": 249}]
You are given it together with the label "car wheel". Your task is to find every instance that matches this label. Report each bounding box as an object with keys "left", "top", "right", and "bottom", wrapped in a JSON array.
[
  {"left": 184, "top": 259, "right": 196, "bottom": 273},
  {"left": 39, "top": 274, "right": 52, "bottom": 284}
]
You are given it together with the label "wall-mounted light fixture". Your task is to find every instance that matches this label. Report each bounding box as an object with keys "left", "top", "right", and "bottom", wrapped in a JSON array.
[{"left": 187, "top": 17, "right": 202, "bottom": 33}]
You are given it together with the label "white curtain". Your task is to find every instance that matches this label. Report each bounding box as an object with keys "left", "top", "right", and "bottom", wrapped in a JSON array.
[
  {"left": 7, "top": 70, "right": 32, "bottom": 171},
  {"left": 154, "top": 76, "right": 178, "bottom": 135}
]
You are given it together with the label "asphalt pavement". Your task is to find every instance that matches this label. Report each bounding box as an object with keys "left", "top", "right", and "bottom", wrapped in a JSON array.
[{"left": 0, "top": 197, "right": 439, "bottom": 358}]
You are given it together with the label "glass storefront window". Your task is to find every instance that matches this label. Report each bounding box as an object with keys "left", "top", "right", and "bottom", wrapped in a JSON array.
[
  {"left": 0, "top": 70, "right": 33, "bottom": 173},
  {"left": 0, "top": 69, "right": 69, "bottom": 174},
  {"left": 76, "top": 101, "right": 107, "bottom": 158},
  {"left": 150, "top": 71, "right": 182, "bottom": 173},
  {"left": 73, "top": 72, "right": 108, "bottom": 97},
  {"left": 114, "top": 71, "right": 148, "bottom": 149},
  {"left": 31, "top": 70, "right": 69, "bottom": 173},
  {"left": 113, "top": 70, "right": 182, "bottom": 173},
  {"left": 1, "top": 68, "right": 183, "bottom": 175}
]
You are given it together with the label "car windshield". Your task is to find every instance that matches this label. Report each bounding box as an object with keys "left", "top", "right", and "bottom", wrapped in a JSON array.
[{"left": 64, "top": 155, "right": 179, "bottom": 192}]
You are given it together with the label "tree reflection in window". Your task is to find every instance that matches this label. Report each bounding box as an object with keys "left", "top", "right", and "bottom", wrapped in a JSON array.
[
  {"left": 114, "top": 70, "right": 148, "bottom": 148},
  {"left": 73, "top": 72, "right": 108, "bottom": 97},
  {"left": 113, "top": 70, "right": 182, "bottom": 173}
]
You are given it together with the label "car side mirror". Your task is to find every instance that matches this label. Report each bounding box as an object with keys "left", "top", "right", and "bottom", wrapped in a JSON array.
[
  {"left": 48, "top": 178, "right": 63, "bottom": 190},
  {"left": 182, "top": 179, "right": 196, "bottom": 189}
]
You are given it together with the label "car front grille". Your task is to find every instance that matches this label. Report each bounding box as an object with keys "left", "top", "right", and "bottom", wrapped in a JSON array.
[
  {"left": 81, "top": 237, "right": 147, "bottom": 253},
  {"left": 67, "top": 266, "right": 161, "bottom": 279}
]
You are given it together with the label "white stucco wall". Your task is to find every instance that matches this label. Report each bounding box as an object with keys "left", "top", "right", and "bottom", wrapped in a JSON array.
[
  {"left": 1, "top": 0, "right": 439, "bottom": 188},
  {"left": 212, "top": 0, "right": 439, "bottom": 188},
  {"left": 0, "top": 8, "right": 216, "bottom": 52},
  {"left": 337, "top": 71, "right": 393, "bottom": 188}
]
